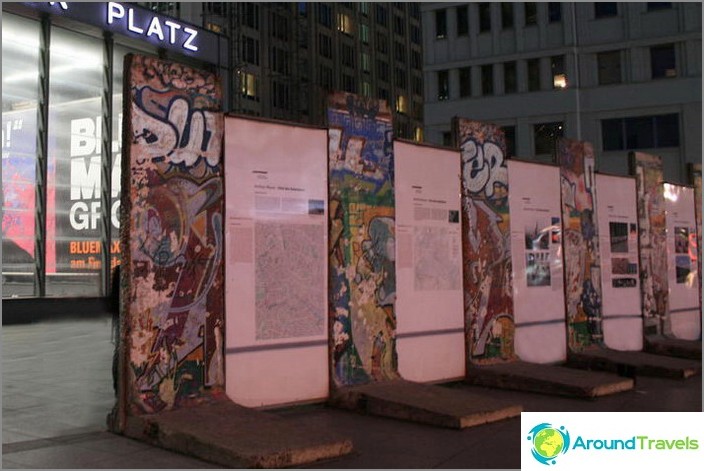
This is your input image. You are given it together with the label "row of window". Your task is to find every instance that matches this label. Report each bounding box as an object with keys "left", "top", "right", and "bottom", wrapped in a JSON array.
[
  {"left": 435, "top": 3, "right": 673, "bottom": 39},
  {"left": 436, "top": 55, "right": 566, "bottom": 100},
  {"left": 440, "top": 113, "right": 680, "bottom": 156},
  {"left": 436, "top": 42, "right": 679, "bottom": 100}
]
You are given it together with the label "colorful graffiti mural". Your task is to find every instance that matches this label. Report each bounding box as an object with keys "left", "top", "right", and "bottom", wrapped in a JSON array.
[
  {"left": 122, "top": 55, "right": 224, "bottom": 414},
  {"left": 327, "top": 92, "right": 398, "bottom": 387},
  {"left": 630, "top": 152, "right": 669, "bottom": 336},
  {"left": 454, "top": 118, "right": 514, "bottom": 364},
  {"left": 558, "top": 139, "right": 603, "bottom": 351}
]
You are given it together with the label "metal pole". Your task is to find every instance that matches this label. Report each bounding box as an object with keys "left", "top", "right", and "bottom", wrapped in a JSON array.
[{"left": 100, "top": 33, "right": 114, "bottom": 296}]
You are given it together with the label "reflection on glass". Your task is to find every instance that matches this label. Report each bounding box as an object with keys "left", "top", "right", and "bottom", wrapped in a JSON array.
[
  {"left": 46, "top": 27, "right": 103, "bottom": 296},
  {"left": 2, "top": 14, "right": 40, "bottom": 297}
]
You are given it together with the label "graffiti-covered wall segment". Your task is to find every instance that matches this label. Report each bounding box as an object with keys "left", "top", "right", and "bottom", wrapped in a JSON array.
[
  {"left": 122, "top": 54, "right": 224, "bottom": 414},
  {"left": 327, "top": 92, "right": 398, "bottom": 387},
  {"left": 455, "top": 119, "right": 515, "bottom": 365}
]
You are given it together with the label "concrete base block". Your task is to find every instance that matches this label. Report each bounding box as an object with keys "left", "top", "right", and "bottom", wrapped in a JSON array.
[
  {"left": 568, "top": 347, "right": 701, "bottom": 379},
  {"left": 465, "top": 361, "right": 634, "bottom": 398},
  {"left": 644, "top": 336, "right": 702, "bottom": 361},
  {"left": 119, "top": 398, "right": 353, "bottom": 468},
  {"left": 329, "top": 379, "right": 522, "bottom": 429}
]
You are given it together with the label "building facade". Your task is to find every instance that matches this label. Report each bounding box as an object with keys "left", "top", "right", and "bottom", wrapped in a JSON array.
[
  {"left": 142, "top": 2, "right": 425, "bottom": 140},
  {"left": 422, "top": 2, "right": 701, "bottom": 183}
]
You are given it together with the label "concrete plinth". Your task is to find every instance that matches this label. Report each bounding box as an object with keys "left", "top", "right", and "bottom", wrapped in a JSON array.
[
  {"left": 568, "top": 348, "right": 702, "bottom": 379},
  {"left": 465, "top": 361, "right": 634, "bottom": 398},
  {"left": 329, "top": 379, "right": 522, "bottom": 429},
  {"left": 120, "top": 398, "right": 353, "bottom": 468},
  {"left": 644, "top": 336, "right": 702, "bottom": 361}
]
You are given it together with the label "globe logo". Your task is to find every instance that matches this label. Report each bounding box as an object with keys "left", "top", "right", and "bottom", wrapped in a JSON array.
[{"left": 527, "top": 423, "right": 571, "bottom": 465}]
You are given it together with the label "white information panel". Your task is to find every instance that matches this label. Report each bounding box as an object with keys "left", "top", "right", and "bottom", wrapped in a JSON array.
[
  {"left": 663, "top": 183, "right": 701, "bottom": 340},
  {"left": 224, "top": 117, "right": 329, "bottom": 407},
  {"left": 507, "top": 160, "right": 566, "bottom": 364},
  {"left": 595, "top": 174, "right": 643, "bottom": 351},
  {"left": 394, "top": 141, "right": 464, "bottom": 382}
]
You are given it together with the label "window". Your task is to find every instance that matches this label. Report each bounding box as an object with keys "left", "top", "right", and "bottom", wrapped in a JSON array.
[
  {"left": 527, "top": 58, "right": 541, "bottom": 91},
  {"left": 360, "top": 2, "right": 370, "bottom": 16},
  {"left": 2, "top": 14, "right": 40, "bottom": 296},
  {"left": 548, "top": 3, "right": 562, "bottom": 22},
  {"left": 479, "top": 3, "right": 492, "bottom": 32},
  {"left": 597, "top": 51, "right": 621, "bottom": 85},
  {"left": 341, "top": 43, "right": 355, "bottom": 68},
  {"left": 410, "top": 3, "right": 421, "bottom": 20},
  {"left": 504, "top": 61, "right": 517, "bottom": 94},
  {"left": 272, "top": 81, "right": 290, "bottom": 109},
  {"left": 378, "top": 87, "right": 390, "bottom": 101},
  {"left": 341, "top": 73, "right": 356, "bottom": 93},
  {"left": 377, "top": 60, "right": 390, "bottom": 81},
  {"left": 376, "top": 4, "right": 389, "bottom": 26},
  {"left": 442, "top": 132, "right": 453, "bottom": 147},
  {"left": 650, "top": 44, "right": 677, "bottom": 78},
  {"left": 551, "top": 55, "right": 566, "bottom": 88},
  {"left": 647, "top": 3, "right": 672, "bottom": 11},
  {"left": 319, "top": 65, "right": 333, "bottom": 90},
  {"left": 437, "top": 70, "right": 449, "bottom": 100},
  {"left": 361, "top": 52, "right": 371, "bottom": 73},
  {"left": 481, "top": 64, "right": 493, "bottom": 95},
  {"left": 393, "top": 15, "right": 405, "bottom": 35},
  {"left": 459, "top": 67, "right": 472, "bottom": 98},
  {"left": 601, "top": 114, "right": 680, "bottom": 151},
  {"left": 318, "top": 4, "right": 332, "bottom": 27},
  {"left": 411, "top": 50, "right": 422, "bottom": 70},
  {"left": 361, "top": 81, "right": 372, "bottom": 97},
  {"left": 534, "top": 122, "right": 564, "bottom": 155},
  {"left": 241, "top": 72, "right": 258, "bottom": 100},
  {"left": 243, "top": 3, "right": 259, "bottom": 29},
  {"left": 318, "top": 34, "right": 332, "bottom": 59},
  {"left": 376, "top": 32, "right": 388, "bottom": 54},
  {"left": 271, "top": 47, "right": 289, "bottom": 74},
  {"left": 395, "top": 95, "right": 408, "bottom": 114},
  {"left": 503, "top": 126, "right": 516, "bottom": 157},
  {"left": 337, "top": 13, "right": 353, "bottom": 35},
  {"left": 411, "top": 25, "right": 422, "bottom": 44},
  {"left": 395, "top": 67, "right": 407, "bottom": 88},
  {"left": 457, "top": 5, "right": 469, "bottom": 36},
  {"left": 394, "top": 41, "right": 406, "bottom": 63},
  {"left": 595, "top": 3, "right": 618, "bottom": 19},
  {"left": 271, "top": 13, "right": 288, "bottom": 40},
  {"left": 524, "top": 2, "right": 537, "bottom": 25},
  {"left": 414, "top": 127, "right": 424, "bottom": 142},
  {"left": 501, "top": 3, "right": 514, "bottom": 29},
  {"left": 412, "top": 75, "right": 423, "bottom": 96},
  {"left": 242, "top": 36, "right": 259, "bottom": 65},
  {"left": 436, "top": 9, "right": 447, "bottom": 38},
  {"left": 360, "top": 24, "right": 370, "bottom": 44}
]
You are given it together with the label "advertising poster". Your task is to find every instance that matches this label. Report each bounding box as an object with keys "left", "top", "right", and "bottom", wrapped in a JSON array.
[
  {"left": 224, "top": 116, "right": 329, "bottom": 407},
  {"left": 558, "top": 138, "right": 603, "bottom": 352},
  {"left": 122, "top": 55, "right": 224, "bottom": 415},
  {"left": 394, "top": 141, "right": 464, "bottom": 382},
  {"left": 2, "top": 108, "right": 37, "bottom": 272},
  {"left": 688, "top": 164, "right": 702, "bottom": 311},
  {"left": 630, "top": 152, "right": 669, "bottom": 336},
  {"left": 663, "top": 183, "right": 701, "bottom": 340},
  {"left": 327, "top": 92, "right": 398, "bottom": 387},
  {"left": 595, "top": 174, "right": 643, "bottom": 351},
  {"left": 454, "top": 118, "right": 515, "bottom": 365},
  {"left": 508, "top": 160, "right": 566, "bottom": 364}
]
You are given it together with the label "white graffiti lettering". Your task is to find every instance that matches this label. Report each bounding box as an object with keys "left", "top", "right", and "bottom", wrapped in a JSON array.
[{"left": 461, "top": 139, "right": 507, "bottom": 198}]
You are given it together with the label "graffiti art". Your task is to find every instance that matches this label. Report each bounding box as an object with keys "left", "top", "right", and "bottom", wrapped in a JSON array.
[
  {"left": 454, "top": 118, "right": 515, "bottom": 365},
  {"left": 558, "top": 138, "right": 603, "bottom": 351},
  {"left": 122, "top": 54, "right": 224, "bottom": 414},
  {"left": 630, "top": 152, "right": 670, "bottom": 336},
  {"left": 327, "top": 92, "right": 398, "bottom": 387},
  {"left": 688, "top": 163, "right": 702, "bottom": 311}
]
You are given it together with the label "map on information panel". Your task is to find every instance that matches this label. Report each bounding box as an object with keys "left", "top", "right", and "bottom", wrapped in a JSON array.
[
  {"left": 414, "top": 226, "right": 461, "bottom": 291},
  {"left": 255, "top": 221, "right": 325, "bottom": 340}
]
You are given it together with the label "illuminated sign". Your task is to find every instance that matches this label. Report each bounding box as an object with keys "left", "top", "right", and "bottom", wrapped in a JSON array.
[{"left": 22, "top": 2, "right": 221, "bottom": 64}]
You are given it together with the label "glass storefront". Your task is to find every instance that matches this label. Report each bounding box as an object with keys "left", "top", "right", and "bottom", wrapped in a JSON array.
[{"left": 2, "top": 6, "right": 225, "bottom": 299}]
